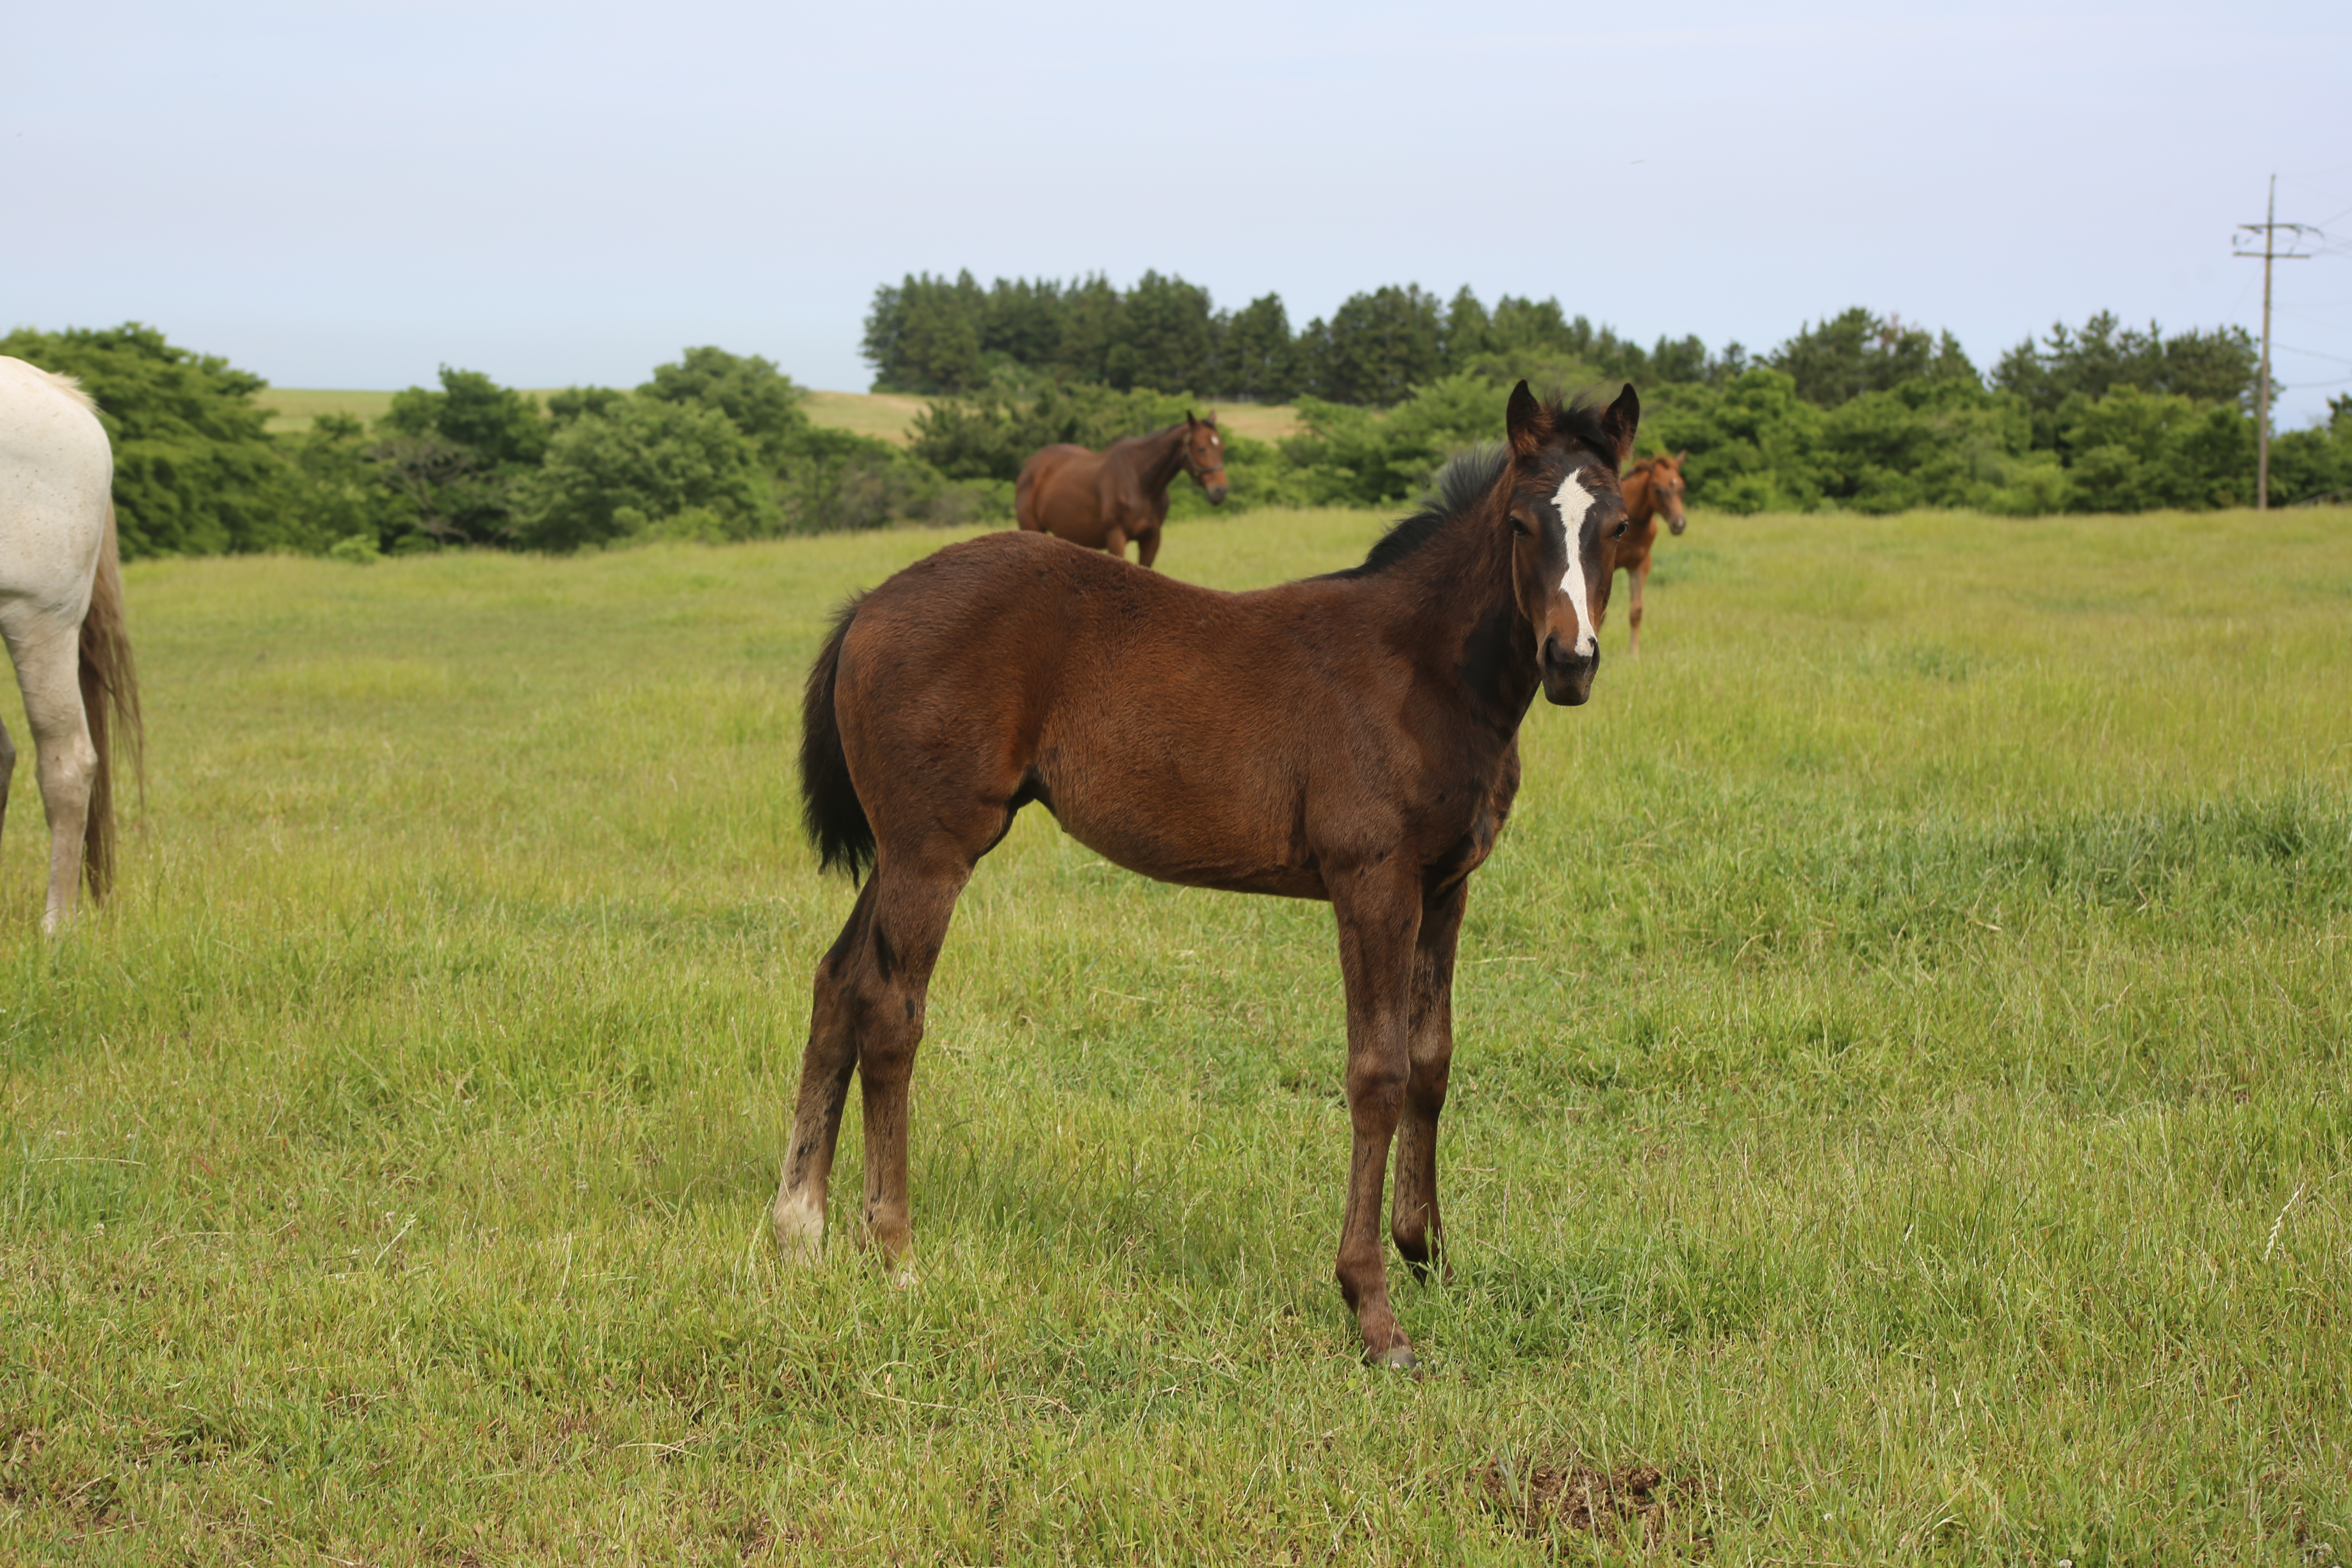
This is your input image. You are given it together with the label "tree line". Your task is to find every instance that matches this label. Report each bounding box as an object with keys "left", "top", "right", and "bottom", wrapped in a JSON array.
[
  {"left": 5, "top": 292, "right": 2347, "bottom": 560},
  {"left": 0, "top": 326, "right": 983, "bottom": 558},
  {"left": 863, "top": 270, "right": 1734, "bottom": 406},
  {"left": 869, "top": 272, "right": 2349, "bottom": 514}
]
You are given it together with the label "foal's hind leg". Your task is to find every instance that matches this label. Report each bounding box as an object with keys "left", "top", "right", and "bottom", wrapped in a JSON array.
[
  {"left": 774, "top": 880, "right": 880, "bottom": 1262},
  {"left": 1, "top": 617, "right": 96, "bottom": 933},
  {"left": 773, "top": 849, "right": 969, "bottom": 1287},
  {"left": 1391, "top": 880, "right": 1466, "bottom": 1283},
  {"left": 1627, "top": 561, "right": 1649, "bottom": 657},
  {"left": 850, "top": 852, "right": 969, "bottom": 1286}
]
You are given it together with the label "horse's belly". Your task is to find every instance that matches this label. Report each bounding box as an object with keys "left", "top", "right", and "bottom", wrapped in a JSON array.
[{"left": 1041, "top": 758, "right": 1327, "bottom": 901}]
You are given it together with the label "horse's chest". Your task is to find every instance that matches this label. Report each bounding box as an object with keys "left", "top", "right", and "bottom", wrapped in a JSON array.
[{"left": 1422, "top": 762, "right": 1519, "bottom": 886}]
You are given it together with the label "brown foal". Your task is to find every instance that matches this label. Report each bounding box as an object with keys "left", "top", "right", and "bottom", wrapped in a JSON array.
[
  {"left": 1014, "top": 412, "right": 1227, "bottom": 567},
  {"left": 1612, "top": 451, "right": 1688, "bottom": 655},
  {"left": 775, "top": 381, "right": 1639, "bottom": 1368}
]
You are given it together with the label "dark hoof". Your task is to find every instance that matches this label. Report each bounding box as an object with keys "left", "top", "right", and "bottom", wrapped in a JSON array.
[{"left": 1371, "top": 1344, "right": 1420, "bottom": 1372}]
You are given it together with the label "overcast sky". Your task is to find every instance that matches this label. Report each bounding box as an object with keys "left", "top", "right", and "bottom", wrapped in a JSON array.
[{"left": 8, "top": 1, "right": 2350, "bottom": 425}]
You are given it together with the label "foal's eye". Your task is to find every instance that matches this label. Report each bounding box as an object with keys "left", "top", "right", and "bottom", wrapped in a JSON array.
[{"left": 1509, "top": 514, "right": 1530, "bottom": 537}]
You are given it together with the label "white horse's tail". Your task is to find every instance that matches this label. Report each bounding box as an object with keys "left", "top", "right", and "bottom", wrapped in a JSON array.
[{"left": 77, "top": 500, "right": 141, "bottom": 900}]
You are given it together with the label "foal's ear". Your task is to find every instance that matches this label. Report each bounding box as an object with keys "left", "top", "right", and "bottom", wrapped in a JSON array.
[
  {"left": 1675, "top": 448, "right": 1688, "bottom": 463},
  {"left": 1185, "top": 409, "right": 1198, "bottom": 428},
  {"left": 1600, "top": 382, "right": 1641, "bottom": 467},
  {"left": 1505, "top": 379, "right": 1548, "bottom": 459}
]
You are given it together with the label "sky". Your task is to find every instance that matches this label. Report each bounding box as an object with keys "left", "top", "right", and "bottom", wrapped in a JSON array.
[{"left": 7, "top": 0, "right": 2350, "bottom": 426}]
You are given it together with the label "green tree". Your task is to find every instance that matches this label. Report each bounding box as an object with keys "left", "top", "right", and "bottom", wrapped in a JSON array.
[
  {"left": 1054, "top": 274, "right": 1123, "bottom": 385},
  {"left": 372, "top": 366, "right": 548, "bottom": 545},
  {"left": 1440, "top": 287, "right": 1494, "bottom": 371},
  {"left": 545, "top": 385, "right": 629, "bottom": 428},
  {"left": 910, "top": 383, "right": 1194, "bottom": 483},
  {"left": 1643, "top": 369, "right": 1827, "bottom": 513},
  {"left": 1768, "top": 309, "right": 1976, "bottom": 407},
  {"left": 1313, "top": 285, "right": 1445, "bottom": 406},
  {"left": 2266, "top": 397, "right": 2352, "bottom": 505},
  {"left": 1994, "top": 312, "right": 2257, "bottom": 449},
  {"left": 639, "top": 346, "right": 810, "bottom": 463},
  {"left": 0, "top": 322, "right": 306, "bottom": 556},
  {"left": 1103, "top": 271, "right": 1216, "bottom": 394},
  {"left": 2060, "top": 386, "right": 2250, "bottom": 512},
  {"left": 515, "top": 396, "right": 772, "bottom": 551},
  {"left": 1279, "top": 373, "right": 1512, "bottom": 506},
  {"left": 283, "top": 414, "right": 411, "bottom": 552},
  {"left": 980, "top": 277, "right": 1069, "bottom": 370},
  {"left": 1216, "top": 293, "right": 1296, "bottom": 402},
  {"left": 383, "top": 367, "right": 547, "bottom": 466},
  {"left": 862, "top": 272, "right": 987, "bottom": 393}
]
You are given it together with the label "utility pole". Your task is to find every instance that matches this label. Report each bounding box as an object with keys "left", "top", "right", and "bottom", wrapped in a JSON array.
[{"left": 2236, "top": 176, "right": 2315, "bottom": 510}]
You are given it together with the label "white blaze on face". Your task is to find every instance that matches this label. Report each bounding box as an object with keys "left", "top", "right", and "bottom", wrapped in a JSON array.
[{"left": 1552, "top": 470, "right": 1600, "bottom": 657}]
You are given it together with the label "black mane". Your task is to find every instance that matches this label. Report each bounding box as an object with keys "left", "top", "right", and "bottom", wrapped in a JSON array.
[{"left": 1327, "top": 388, "right": 1620, "bottom": 579}]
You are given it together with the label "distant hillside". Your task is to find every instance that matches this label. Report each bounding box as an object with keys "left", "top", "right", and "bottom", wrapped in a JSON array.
[{"left": 256, "top": 387, "right": 1301, "bottom": 444}]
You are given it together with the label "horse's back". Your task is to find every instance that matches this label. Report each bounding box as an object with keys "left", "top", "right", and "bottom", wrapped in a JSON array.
[
  {"left": 1015, "top": 445, "right": 1094, "bottom": 531},
  {"left": 833, "top": 530, "right": 1334, "bottom": 891},
  {"left": 0, "top": 357, "right": 111, "bottom": 612},
  {"left": 1018, "top": 445, "right": 1128, "bottom": 545}
]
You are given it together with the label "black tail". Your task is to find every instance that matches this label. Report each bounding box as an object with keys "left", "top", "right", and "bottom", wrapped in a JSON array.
[{"left": 800, "top": 594, "right": 875, "bottom": 882}]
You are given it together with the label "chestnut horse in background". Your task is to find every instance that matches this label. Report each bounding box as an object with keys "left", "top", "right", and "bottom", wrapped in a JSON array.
[
  {"left": 1015, "top": 412, "right": 1228, "bottom": 568},
  {"left": 777, "top": 382, "right": 1641, "bottom": 1369},
  {"left": 1613, "top": 450, "right": 1688, "bottom": 655}
]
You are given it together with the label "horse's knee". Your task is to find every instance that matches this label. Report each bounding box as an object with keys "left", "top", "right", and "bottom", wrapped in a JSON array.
[
  {"left": 37, "top": 733, "right": 95, "bottom": 809},
  {"left": 1344, "top": 1056, "right": 1409, "bottom": 1120}
]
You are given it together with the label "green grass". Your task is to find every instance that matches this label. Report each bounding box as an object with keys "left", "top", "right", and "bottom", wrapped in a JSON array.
[
  {"left": 2, "top": 505, "right": 2349, "bottom": 1563},
  {"left": 799, "top": 390, "right": 929, "bottom": 446}
]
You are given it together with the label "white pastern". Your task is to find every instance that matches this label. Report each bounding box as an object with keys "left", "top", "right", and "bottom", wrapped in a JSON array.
[
  {"left": 772, "top": 1188, "right": 826, "bottom": 1260},
  {"left": 1551, "top": 471, "right": 1600, "bottom": 657}
]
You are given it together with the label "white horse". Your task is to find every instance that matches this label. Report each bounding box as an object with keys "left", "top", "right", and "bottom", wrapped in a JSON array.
[{"left": 0, "top": 356, "right": 141, "bottom": 931}]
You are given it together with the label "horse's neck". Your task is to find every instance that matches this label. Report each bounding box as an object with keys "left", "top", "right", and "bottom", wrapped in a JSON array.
[
  {"left": 1380, "top": 504, "right": 1539, "bottom": 734},
  {"left": 1134, "top": 426, "right": 1186, "bottom": 493},
  {"left": 1622, "top": 466, "right": 1655, "bottom": 524}
]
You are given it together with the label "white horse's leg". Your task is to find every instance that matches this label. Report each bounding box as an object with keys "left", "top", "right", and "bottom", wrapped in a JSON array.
[{"left": 1, "top": 616, "right": 95, "bottom": 933}]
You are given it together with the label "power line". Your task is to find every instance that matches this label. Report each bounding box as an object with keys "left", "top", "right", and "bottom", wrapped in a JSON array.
[{"left": 2235, "top": 175, "right": 2323, "bottom": 510}]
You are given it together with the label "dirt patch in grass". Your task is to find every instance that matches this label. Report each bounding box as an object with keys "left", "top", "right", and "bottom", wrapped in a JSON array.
[{"left": 1477, "top": 1456, "right": 1708, "bottom": 1556}]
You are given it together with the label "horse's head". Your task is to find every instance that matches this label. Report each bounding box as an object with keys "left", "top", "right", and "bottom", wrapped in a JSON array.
[
  {"left": 1502, "top": 380, "right": 1640, "bottom": 707},
  {"left": 1647, "top": 450, "right": 1690, "bottom": 535},
  {"left": 1182, "top": 411, "right": 1228, "bottom": 505}
]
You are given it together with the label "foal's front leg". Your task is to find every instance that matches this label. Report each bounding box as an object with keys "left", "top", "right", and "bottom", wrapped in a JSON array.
[
  {"left": 1328, "top": 866, "right": 1425, "bottom": 1368},
  {"left": 1391, "top": 879, "right": 1466, "bottom": 1281}
]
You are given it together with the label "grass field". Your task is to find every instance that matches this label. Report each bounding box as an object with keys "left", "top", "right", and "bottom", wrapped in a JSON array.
[
  {"left": 798, "top": 390, "right": 929, "bottom": 445},
  {"left": 2, "top": 504, "right": 2349, "bottom": 1563},
  {"left": 255, "top": 388, "right": 399, "bottom": 434},
  {"left": 256, "top": 386, "right": 1302, "bottom": 445}
]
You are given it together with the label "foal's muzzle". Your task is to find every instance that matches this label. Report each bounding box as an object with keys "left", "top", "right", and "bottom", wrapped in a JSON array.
[
  {"left": 1541, "top": 633, "right": 1599, "bottom": 706},
  {"left": 1203, "top": 476, "right": 1229, "bottom": 505},
  {"left": 1668, "top": 512, "right": 1687, "bottom": 536}
]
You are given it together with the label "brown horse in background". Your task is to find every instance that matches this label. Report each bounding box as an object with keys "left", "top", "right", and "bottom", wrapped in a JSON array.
[
  {"left": 776, "top": 381, "right": 1641, "bottom": 1369},
  {"left": 1015, "top": 412, "right": 1228, "bottom": 568},
  {"left": 1613, "top": 450, "right": 1688, "bottom": 656}
]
